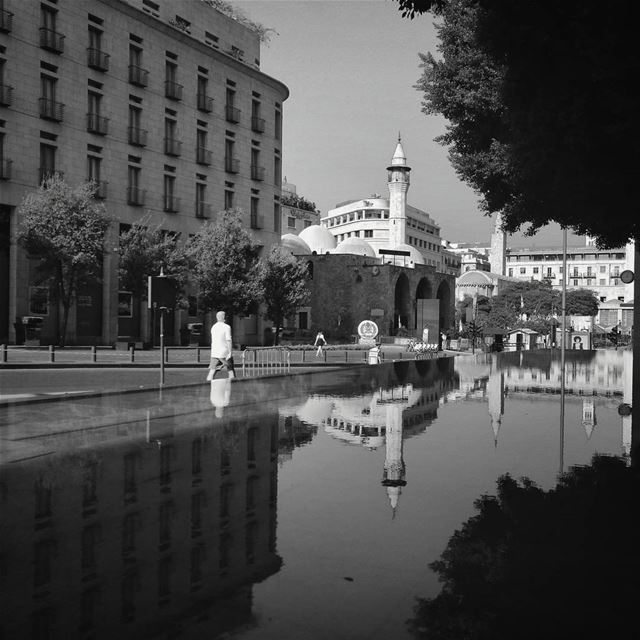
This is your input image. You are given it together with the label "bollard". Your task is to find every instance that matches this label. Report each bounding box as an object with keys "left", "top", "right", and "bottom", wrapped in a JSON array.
[
  {"left": 91, "top": 346, "right": 97, "bottom": 363},
  {"left": 196, "top": 347, "right": 201, "bottom": 363},
  {"left": 49, "top": 345, "right": 55, "bottom": 363},
  {"left": 1, "top": 344, "right": 6, "bottom": 363},
  {"left": 129, "top": 345, "right": 135, "bottom": 363}
]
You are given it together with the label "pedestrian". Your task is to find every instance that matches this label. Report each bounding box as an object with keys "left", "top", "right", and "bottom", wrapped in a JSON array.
[
  {"left": 314, "top": 330, "right": 326, "bottom": 357},
  {"left": 206, "top": 310, "right": 236, "bottom": 381}
]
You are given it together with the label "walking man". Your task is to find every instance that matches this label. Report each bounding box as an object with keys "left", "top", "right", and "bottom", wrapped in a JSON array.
[{"left": 207, "top": 311, "right": 236, "bottom": 381}]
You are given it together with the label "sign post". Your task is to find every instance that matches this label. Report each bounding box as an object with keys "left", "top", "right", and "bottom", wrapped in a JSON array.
[{"left": 148, "top": 269, "right": 177, "bottom": 386}]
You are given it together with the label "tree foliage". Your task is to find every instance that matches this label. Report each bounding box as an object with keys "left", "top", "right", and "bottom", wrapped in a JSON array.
[
  {"left": 18, "top": 176, "right": 110, "bottom": 345},
  {"left": 258, "top": 247, "right": 310, "bottom": 345},
  {"left": 186, "top": 209, "right": 262, "bottom": 316},
  {"left": 118, "top": 214, "right": 188, "bottom": 299},
  {"left": 409, "top": 0, "right": 639, "bottom": 247}
]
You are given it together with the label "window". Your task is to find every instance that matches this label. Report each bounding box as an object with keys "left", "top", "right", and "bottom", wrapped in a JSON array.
[
  {"left": 508, "top": 268, "right": 513, "bottom": 277},
  {"left": 287, "top": 216, "right": 296, "bottom": 229},
  {"left": 165, "top": 60, "right": 182, "bottom": 100},
  {"left": 274, "top": 153, "right": 282, "bottom": 187},
  {"left": 225, "top": 139, "right": 237, "bottom": 173},
  {"left": 224, "top": 186, "right": 234, "bottom": 210},
  {"left": 573, "top": 279, "right": 579, "bottom": 286},
  {"left": 196, "top": 129, "right": 210, "bottom": 165},
  {"left": 87, "top": 155, "right": 105, "bottom": 197},
  {"left": 533, "top": 267, "right": 539, "bottom": 274},
  {"left": 225, "top": 87, "right": 239, "bottom": 122},
  {"left": 197, "top": 75, "right": 212, "bottom": 112},
  {"left": 163, "top": 174, "right": 178, "bottom": 212},
  {"left": 520, "top": 267, "right": 526, "bottom": 274},
  {"left": 195, "top": 182, "right": 208, "bottom": 218},
  {"left": 273, "top": 200, "right": 281, "bottom": 234},
  {"left": 364, "top": 229, "right": 373, "bottom": 238},
  {"left": 128, "top": 105, "right": 146, "bottom": 146},
  {"left": 127, "top": 165, "right": 143, "bottom": 205},
  {"left": 129, "top": 45, "right": 147, "bottom": 86},
  {"left": 87, "top": 91, "right": 107, "bottom": 134},
  {"left": 87, "top": 26, "right": 108, "bottom": 70},
  {"left": 40, "top": 74, "right": 63, "bottom": 121},
  {"left": 250, "top": 196, "right": 261, "bottom": 229},
  {"left": 164, "top": 118, "right": 180, "bottom": 156},
  {"left": 39, "top": 143, "right": 56, "bottom": 182},
  {"left": 251, "top": 148, "right": 264, "bottom": 180},
  {"left": 275, "top": 104, "right": 282, "bottom": 141},
  {"left": 40, "top": 5, "right": 64, "bottom": 53},
  {"left": 251, "top": 99, "right": 265, "bottom": 132},
  {"left": 0, "top": 132, "right": 9, "bottom": 179}
]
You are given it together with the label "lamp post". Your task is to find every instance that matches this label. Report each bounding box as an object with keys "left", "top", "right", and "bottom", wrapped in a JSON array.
[{"left": 559, "top": 227, "right": 567, "bottom": 475}]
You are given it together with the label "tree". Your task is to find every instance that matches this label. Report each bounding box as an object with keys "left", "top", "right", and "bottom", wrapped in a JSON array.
[
  {"left": 258, "top": 247, "right": 310, "bottom": 345},
  {"left": 407, "top": 0, "right": 639, "bottom": 247},
  {"left": 186, "top": 209, "right": 262, "bottom": 317},
  {"left": 565, "top": 289, "right": 599, "bottom": 316},
  {"left": 18, "top": 176, "right": 110, "bottom": 345}
]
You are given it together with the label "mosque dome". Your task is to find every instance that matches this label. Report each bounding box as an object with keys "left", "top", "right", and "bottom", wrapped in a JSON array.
[
  {"left": 280, "top": 233, "right": 311, "bottom": 255},
  {"left": 298, "top": 224, "right": 337, "bottom": 254},
  {"left": 332, "top": 237, "right": 377, "bottom": 257},
  {"left": 457, "top": 270, "right": 496, "bottom": 287},
  {"left": 378, "top": 243, "right": 425, "bottom": 266}
]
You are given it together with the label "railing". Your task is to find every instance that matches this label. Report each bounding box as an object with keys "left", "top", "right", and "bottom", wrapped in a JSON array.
[
  {"left": 225, "top": 156, "right": 239, "bottom": 173},
  {"left": 195, "top": 201, "right": 211, "bottom": 218},
  {"left": 39, "top": 97, "right": 64, "bottom": 121},
  {"left": 128, "top": 65, "right": 149, "bottom": 87},
  {"left": 163, "top": 195, "right": 180, "bottom": 213},
  {"left": 165, "top": 80, "right": 183, "bottom": 101},
  {"left": 87, "top": 113, "right": 109, "bottom": 135},
  {"left": 251, "top": 116, "right": 265, "bottom": 133},
  {"left": 0, "top": 8, "right": 13, "bottom": 33},
  {"left": 197, "top": 93, "right": 213, "bottom": 112},
  {"left": 87, "top": 48, "right": 109, "bottom": 71},
  {"left": 128, "top": 126, "right": 148, "bottom": 146},
  {"left": 251, "top": 165, "right": 265, "bottom": 181},
  {"left": 196, "top": 147, "right": 212, "bottom": 165},
  {"left": 242, "top": 347, "right": 290, "bottom": 377},
  {"left": 39, "top": 27, "right": 65, "bottom": 53},
  {"left": 225, "top": 104, "right": 240, "bottom": 123},
  {"left": 0, "top": 83, "right": 13, "bottom": 106},
  {"left": 164, "top": 138, "right": 182, "bottom": 156}
]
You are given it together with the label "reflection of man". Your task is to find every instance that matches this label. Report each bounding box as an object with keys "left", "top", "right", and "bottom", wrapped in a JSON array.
[
  {"left": 207, "top": 310, "right": 236, "bottom": 381},
  {"left": 210, "top": 378, "right": 232, "bottom": 418}
]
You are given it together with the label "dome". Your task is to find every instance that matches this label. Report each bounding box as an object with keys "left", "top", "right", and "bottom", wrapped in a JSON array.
[
  {"left": 298, "top": 224, "right": 337, "bottom": 254},
  {"left": 457, "top": 270, "right": 496, "bottom": 287},
  {"left": 378, "top": 243, "right": 425, "bottom": 266},
  {"left": 281, "top": 233, "right": 311, "bottom": 255},
  {"left": 332, "top": 237, "right": 377, "bottom": 257}
]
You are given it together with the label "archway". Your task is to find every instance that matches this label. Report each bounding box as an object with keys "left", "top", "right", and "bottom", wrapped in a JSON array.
[
  {"left": 393, "top": 273, "right": 411, "bottom": 335},
  {"left": 436, "top": 280, "right": 453, "bottom": 340},
  {"left": 414, "top": 277, "right": 434, "bottom": 337}
]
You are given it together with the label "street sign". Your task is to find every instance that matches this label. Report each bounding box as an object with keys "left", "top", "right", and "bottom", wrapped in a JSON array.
[{"left": 148, "top": 275, "right": 177, "bottom": 309}]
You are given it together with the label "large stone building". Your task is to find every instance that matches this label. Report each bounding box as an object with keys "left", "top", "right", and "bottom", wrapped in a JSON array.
[{"left": 0, "top": 0, "right": 288, "bottom": 345}]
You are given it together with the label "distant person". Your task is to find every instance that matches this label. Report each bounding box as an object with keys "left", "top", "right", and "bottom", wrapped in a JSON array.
[
  {"left": 207, "top": 310, "right": 236, "bottom": 381},
  {"left": 314, "top": 330, "right": 326, "bottom": 357}
]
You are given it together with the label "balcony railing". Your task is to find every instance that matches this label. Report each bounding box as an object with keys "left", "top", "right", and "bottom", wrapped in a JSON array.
[
  {"left": 0, "top": 83, "right": 13, "bottom": 107},
  {"left": 0, "top": 158, "right": 11, "bottom": 180},
  {"left": 197, "top": 93, "right": 213, "bottom": 112},
  {"left": 39, "top": 27, "right": 65, "bottom": 53},
  {"left": 87, "top": 48, "right": 110, "bottom": 72},
  {"left": 87, "top": 113, "right": 109, "bottom": 135},
  {"left": 39, "top": 169, "right": 63, "bottom": 184},
  {"left": 225, "top": 156, "right": 239, "bottom": 173},
  {"left": 127, "top": 186, "right": 146, "bottom": 206},
  {"left": 128, "top": 126, "right": 147, "bottom": 146},
  {"left": 128, "top": 65, "right": 149, "bottom": 87},
  {"left": 39, "top": 98, "right": 64, "bottom": 122},
  {"left": 251, "top": 116, "right": 265, "bottom": 133},
  {"left": 251, "top": 165, "right": 265, "bottom": 181},
  {"left": 0, "top": 8, "right": 13, "bottom": 33},
  {"left": 196, "top": 147, "right": 212, "bottom": 165},
  {"left": 250, "top": 214, "right": 264, "bottom": 230},
  {"left": 164, "top": 195, "right": 180, "bottom": 213},
  {"left": 164, "top": 138, "right": 182, "bottom": 157},
  {"left": 225, "top": 105, "right": 240, "bottom": 123},
  {"left": 165, "top": 81, "right": 183, "bottom": 101},
  {"left": 195, "top": 201, "right": 211, "bottom": 218},
  {"left": 88, "top": 180, "right": 108, "bottom": 199}
]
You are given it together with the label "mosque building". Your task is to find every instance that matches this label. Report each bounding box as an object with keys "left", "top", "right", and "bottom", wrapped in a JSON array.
[{"left": 280, "top": 138, "right": 456, "bottom": 341}]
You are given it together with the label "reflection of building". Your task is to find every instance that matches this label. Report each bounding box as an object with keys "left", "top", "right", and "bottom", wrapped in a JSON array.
[
  {"left": 0, "top": 404, "right": 281, "bottom": 638},
  {"left": 0, "top": 0, "right": 289, "bottom": 346}
]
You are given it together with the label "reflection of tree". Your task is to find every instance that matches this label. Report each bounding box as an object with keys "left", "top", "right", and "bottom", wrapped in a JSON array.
[{"left": 408, "top": 455, "right": 638, "bottom": 640}]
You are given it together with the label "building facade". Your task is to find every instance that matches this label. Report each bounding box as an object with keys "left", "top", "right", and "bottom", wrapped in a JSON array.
[
  {"left": 280, "top": 178, "right": 320, "bottom": 236},
  {"left": 0, "top": 0, "right": 288, "bottom": 345}
]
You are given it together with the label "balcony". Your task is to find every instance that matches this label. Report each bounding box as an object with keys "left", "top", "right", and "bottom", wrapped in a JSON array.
[
  {"left": 225, "top": 156, "right": 239, "bottom": 173},
  {"left": 39, "top": 27, "right": 65, "bottom": 53},
  {"left": 196, "top": 147, "right": 212, "bottom": 165},
  {"left": 250, "top": 214, "right": 264, "bottom": 230},
  {"left": 195, "top": 201, "right": 211, "bottom": 218},
  {"left": 251, "top": 165, "right": 265, "bottom": 181},
  {"left": 127, "top": 187, "right": 145, "bottom": 206},
  {"left": 89, "top": 180, "right": 108, "bottom": 199},
  {"left": 128, "top": 126, "right": 147, "bottom": 147},
  {"left": 128, "top": 65, "right": 149, "bottom": 87},
  {"left": 0, "top": 83, "right": 13, "bottom": 107},
  {"left": 87, "top": 48, "right": 110, "bottom": 72},
  {"left": 39, "top": 98, "right": 64, "bottom": 122},
  {"left": 164, "top": 195, "right": 180, "bottom": 212},
  {"left": 0, "top": 158, "right": 11, "bottom": 180},
  {"left": 164, "top": 138, "right": 182, "bottom": 157},
  {"left": 87, "top": 113, "right": 109, "bottom": 135},
  {"left": 225, "top": 104, "right": 240, "bottom": 123},
  {"left": 251, "top": 116, "right": 265, "bottom": 133},
  {"left": 165, "top": 80, "right": 183, "bottom": 101},
  {"left": 197, "top": 93, "right": 213, "bottom": 113},
  {"left": 0, "top": 8, "right": 12, "bottom": 33},
  {"left": 39, "top": 169, "right": 63, "bottom": 184}
]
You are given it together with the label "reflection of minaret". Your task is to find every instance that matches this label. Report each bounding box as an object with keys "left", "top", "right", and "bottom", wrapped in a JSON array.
[
  {"left": 381, "top": 404, "right": 406, "bottom": 518},
  {"left": 490, "top": 213, "right": 506, "bottom": 276},
  {"left": 487, "top": 358, "right": 504, "bottom": 446},
  {"left": 581, "top": 398, "right": 596, "bottom": 439},
  {"left": 387, "top": 133, "right": 411, "bottom": 248}
]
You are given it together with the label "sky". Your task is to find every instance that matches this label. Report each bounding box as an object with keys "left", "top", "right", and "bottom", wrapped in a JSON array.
[{"left": 235, "top": 0, "right": 580, "bottom": 248}]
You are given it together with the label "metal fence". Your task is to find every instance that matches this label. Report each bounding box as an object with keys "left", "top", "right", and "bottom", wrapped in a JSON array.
[{"left": 242, "top": 347, "right": 291, "bottom": 376}]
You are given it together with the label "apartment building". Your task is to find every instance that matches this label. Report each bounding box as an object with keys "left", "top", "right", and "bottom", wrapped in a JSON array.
[
  {"left": 280, "top": 178, "right": 320, "bottom": 236},
  {"left": 0, "top": 0, "right": 288, "bottom": 345}
]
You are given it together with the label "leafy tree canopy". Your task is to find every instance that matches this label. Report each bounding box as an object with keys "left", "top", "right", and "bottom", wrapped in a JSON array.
[
  {"left": 186, "top": 208, "right": 262, "bottom": 317},
  {"left": 258, "top": 247, "right": 310, "bottom": 345},
  {"left": 18, "top": 176, "right": 110, "bottom": 344},
  {"left": 407, "top": 0, "right": 639, "bottom": 247}
]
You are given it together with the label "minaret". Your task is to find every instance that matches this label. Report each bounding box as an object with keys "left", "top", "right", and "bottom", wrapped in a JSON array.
[
  {"left": 387, "top": 134, "right": 411, "bottom": 248},
  {"left": 490, "top": 212, "right": 506, "bottom": 275}
]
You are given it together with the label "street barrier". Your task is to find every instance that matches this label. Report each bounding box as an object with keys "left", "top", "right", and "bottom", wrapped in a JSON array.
[{"left": 242, "top": 347, "right": 291, "bottom": 377}]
